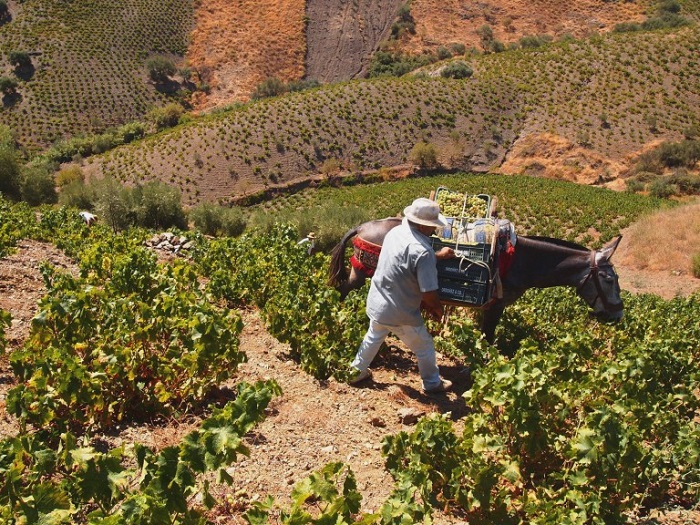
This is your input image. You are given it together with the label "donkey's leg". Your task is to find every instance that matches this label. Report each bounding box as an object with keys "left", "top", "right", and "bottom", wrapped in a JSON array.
[{"left": 481, "top": 300, "right": 506, "bottom": 346}]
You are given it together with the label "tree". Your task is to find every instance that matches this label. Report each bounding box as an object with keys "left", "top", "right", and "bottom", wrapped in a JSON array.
[
  {"left": 93, "top": 176, "right": 134, "bottom": 232},
  {"left": 146, "top": 103, "right": 184, "bottom": 131},
  {"left": 9, "top": 51, "right": 31, "bottom": 69},
  {"left": 146, "top": 56, "right": 176, "bottom": 83}
]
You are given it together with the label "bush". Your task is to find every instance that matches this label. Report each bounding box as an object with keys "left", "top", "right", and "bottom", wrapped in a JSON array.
[
  {"left": 410, "top": 141, "right": 439, "bottom": 170},
  {"left": 190, "top": 202, "right": 247, "bottom": 237},
  {"left": 0, "top": 144, "right": 21, "bottom": 200},
  {"left": 93, "top": 177, "right": 134, "bottom": 232},
  {"left": 286, "top": 79, "right": 320, "bottom": 93},
  {"left": 145, "top": 55, "right": 176, "bottom": 83},
  {"left": 367, "top": 51, "right": 435, "bottom": 77},
  {"left": 648, "top": 178, "right": 678, "bottom": 199},
  {"left": 440, "top": 61, "right": 473, "bottom": 79},
  {"left": 625, "top": 179, "right": 645, "bottom": 193},
  {"left": 251, "top": 77, "right": 286, "bottom": 100},
  {"left": 667, "top": 170, "right": 700, "bottom": 195},
  {"left": 519, "top": 34, "right": 553, "bottom": 49},
  {"left": 0, "top": 75, "right": 18, "bottom": 95},
  {"left": 55, "top": 166, "right": 84, "bottom": 187},
  {"left": 391, "top": 3, "right": 415, "bottom": 37},
  {"left": 58, "top": 180, "right": 94, "bottom": 210},
  {"left": 132, "top": 181, "right": 187, "bottom": 230},
  {"left": 692, "top": 253, "right": 700, "bottom": 278},
  {"left": 19, "top": 166, "right": 57, "bottom": 205},
  {"left": 449, "top": 42, "right": 466, "bottom": 55},
  {"left": 436, "top": 46, "right": 452, "bottom": 60},
  {"left": 147, "top": 103, "right": 184, "bottom": 131}
]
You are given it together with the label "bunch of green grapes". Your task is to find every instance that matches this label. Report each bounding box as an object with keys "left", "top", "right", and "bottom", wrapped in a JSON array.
[
  {"left": 464, "top": 195, "right": 488, "bottom": 218},
  {"left": 436, "top": 191, "right": 465, "bottom": 217}
]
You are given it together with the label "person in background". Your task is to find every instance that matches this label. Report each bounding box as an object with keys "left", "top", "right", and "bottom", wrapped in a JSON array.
[
  {"left": 349, "top": 198, "right": 456, "bottom": 393},
  {"left": 79, "top": 211, "right": 97, "bottom": 226}
]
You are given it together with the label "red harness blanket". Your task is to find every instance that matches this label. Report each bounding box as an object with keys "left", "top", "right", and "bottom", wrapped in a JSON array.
[
  {"left": 350, "top": 237, "right": 382, "bottom": 276},
  {"left": 351, "top": 229, "right": 516, "bottom": 280}
]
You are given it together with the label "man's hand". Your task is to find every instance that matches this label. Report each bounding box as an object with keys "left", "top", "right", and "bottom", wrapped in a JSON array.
[
  {"left": 435, "top": 247, "right": 456, "bottom": 260},
  {"left": 421, "top": 290, "right": 444, "bottom": 321}
]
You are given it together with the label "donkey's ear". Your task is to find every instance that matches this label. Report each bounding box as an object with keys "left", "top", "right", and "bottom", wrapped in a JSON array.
[{"left": 600, "top": 235, "right": 622, "bottom": 259}]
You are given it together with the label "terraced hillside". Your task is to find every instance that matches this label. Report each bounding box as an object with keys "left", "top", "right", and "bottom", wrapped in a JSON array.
[
  {"left": 0, "top": 0, "right": 194, "bottom": 154},
  {"left": 82, "top": 25, "right": 700, "bottom": 205}
]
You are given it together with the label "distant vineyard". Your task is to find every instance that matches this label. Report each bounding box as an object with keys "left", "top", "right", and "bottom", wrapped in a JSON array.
[
  {"left": 0, "top": 0, "right": 193, "bottom": 153},
  {"left": 82, "top": 26, "right": 700, "bottom": 204}
]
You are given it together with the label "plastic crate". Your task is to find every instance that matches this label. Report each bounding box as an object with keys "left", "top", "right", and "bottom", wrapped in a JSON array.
[
  {"left": 436, "top": 278, "right": 491, "bottom": 306},
  {"left": 430, "top": 237, "right": 493, "bottom": 306}
]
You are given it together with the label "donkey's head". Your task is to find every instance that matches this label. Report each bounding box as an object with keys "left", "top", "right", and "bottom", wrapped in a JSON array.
[{"left": 576, "top": 236, "right": 624, "bottom": 321}]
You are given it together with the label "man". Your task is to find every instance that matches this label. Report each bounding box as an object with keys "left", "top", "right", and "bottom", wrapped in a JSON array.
[{"left": 349, "top": 197, "right": 456, "bottom": 393}]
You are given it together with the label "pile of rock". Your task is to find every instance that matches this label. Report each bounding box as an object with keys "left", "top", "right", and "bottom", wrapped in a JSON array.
[{"left": 145, "top": 232, "right": 194, "bottom": 255}]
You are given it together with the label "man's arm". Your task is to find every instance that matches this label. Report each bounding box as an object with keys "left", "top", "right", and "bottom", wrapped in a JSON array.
[{"left": 435, "top": 247, "right": 456, "bottom": 260}]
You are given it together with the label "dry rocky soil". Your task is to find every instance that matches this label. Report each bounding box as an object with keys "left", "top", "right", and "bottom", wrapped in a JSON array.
[{"left": 0, "top": 234, "right": 699, "bottom": 524}]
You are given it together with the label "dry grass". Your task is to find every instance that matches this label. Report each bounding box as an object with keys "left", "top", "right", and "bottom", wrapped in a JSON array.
[
  {"left": 617, "top": 199, "right": 700, "bottom": 274},
  {"left": 402, "top": 0, "right": 647, "bottom": 54},
  {"left": 187, "top": 0, "right": 306, "bottom": 110}
]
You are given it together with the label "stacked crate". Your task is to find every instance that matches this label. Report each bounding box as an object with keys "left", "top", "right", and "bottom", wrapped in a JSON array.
[{"left": 431, "top": 187, "right": 497, "bottom": 306}]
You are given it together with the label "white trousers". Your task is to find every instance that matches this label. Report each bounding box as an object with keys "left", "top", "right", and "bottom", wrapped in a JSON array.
[{"left": 351, "top": 319, "right": 442, "bottom": 390}]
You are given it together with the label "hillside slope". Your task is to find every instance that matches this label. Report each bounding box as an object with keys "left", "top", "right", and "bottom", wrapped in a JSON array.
[
  {"left": 305, "top": 0, "right": 404, "bottom": 83},
  {"left": 0, "top": 0, "right": 193, "bottom": 153},
  {"left": 82, "top": 26, "right": 700, "bottom": 205}
]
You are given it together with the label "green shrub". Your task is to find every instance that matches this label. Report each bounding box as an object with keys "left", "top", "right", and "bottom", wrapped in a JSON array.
[
  {"left": 8, "top": 51, "right": 31, "bottom": 69},
  {"left": 440, "top": 61, "right": 473, "bottom": 79},
  {"left": 93, "top": 176, "right": 134, "bottom": 232},
  {"left": 19, "top": 166, "right": 57, "bottom": 206},
  {"left": 251, "top": 77, "right": 286, "bottom": 100},
  {"left": 519, "top": 34, "right": 553, "bottom": 48},
  {"left": 189, "top": 202, "right": 247, "bottom": 237},
  {"left": 145, "top": 55, "right": 176, "bottom": 83},
  {"left": 0, "top": 76, "right": 18, "bottom": 95},
  {"left": 55, "top": 166, "right": 84, "bottom": 187},
  {"left": 436, "top": 46, "right": 452, "bottom": 60},
  {"left": 58, "top": 180, "right": 94, "bottom": 210},
  {"left": 648, "top": 177, "right": 678, "bottom": 198},
  {"left": 367, "top": 50, "right": 436, "bottom": 77},
  {"left": 410, "top": 141, "right": 439, "bottom": 170},
  {"left": 667, "top": 170, "right": 700, "bottom": 195},
  {"left": 625, "top": 179, "right": 645, "bottom": 193},
  {"left": 147, "top": 103, "right": 184, "bottom": 131},
  {"left": 449, "top": 42, "right": 466, "bottom": 55},
  {"left": 692, "top": 253, "right": 700, "bottom": 278},
  {"left": 286, "top": 78, "right": 320, "bottom": 93},
  {"left": 132, "top": 180, "right": 187, "bottom": 230},
  {"left": 391, "top": 3, "right": 416, "bottom": 37},
  {"left": 0, "top": 144, "right": 21, "bottom": 200}
]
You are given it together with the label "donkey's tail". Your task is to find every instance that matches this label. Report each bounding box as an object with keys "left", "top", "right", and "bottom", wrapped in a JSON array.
[{"left": 328, "top": 226, "right": 358, "bottom": 288}]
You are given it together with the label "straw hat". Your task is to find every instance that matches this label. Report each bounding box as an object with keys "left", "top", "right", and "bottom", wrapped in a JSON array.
[{"left": 403, "top": 198, "right": 448, "bottom": 228}]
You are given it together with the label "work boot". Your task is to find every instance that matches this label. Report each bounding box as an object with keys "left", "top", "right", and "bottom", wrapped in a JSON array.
[
  {"left": 424, "top": 378, "right": 452, "bottom": 394},
  {"left": 349, "top": 368, "right": 372, "bottom": 385}
]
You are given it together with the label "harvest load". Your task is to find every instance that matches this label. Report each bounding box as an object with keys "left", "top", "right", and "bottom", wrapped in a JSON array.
[{"left": 431, "top": 187, "right": 497, "bottom": 307}]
